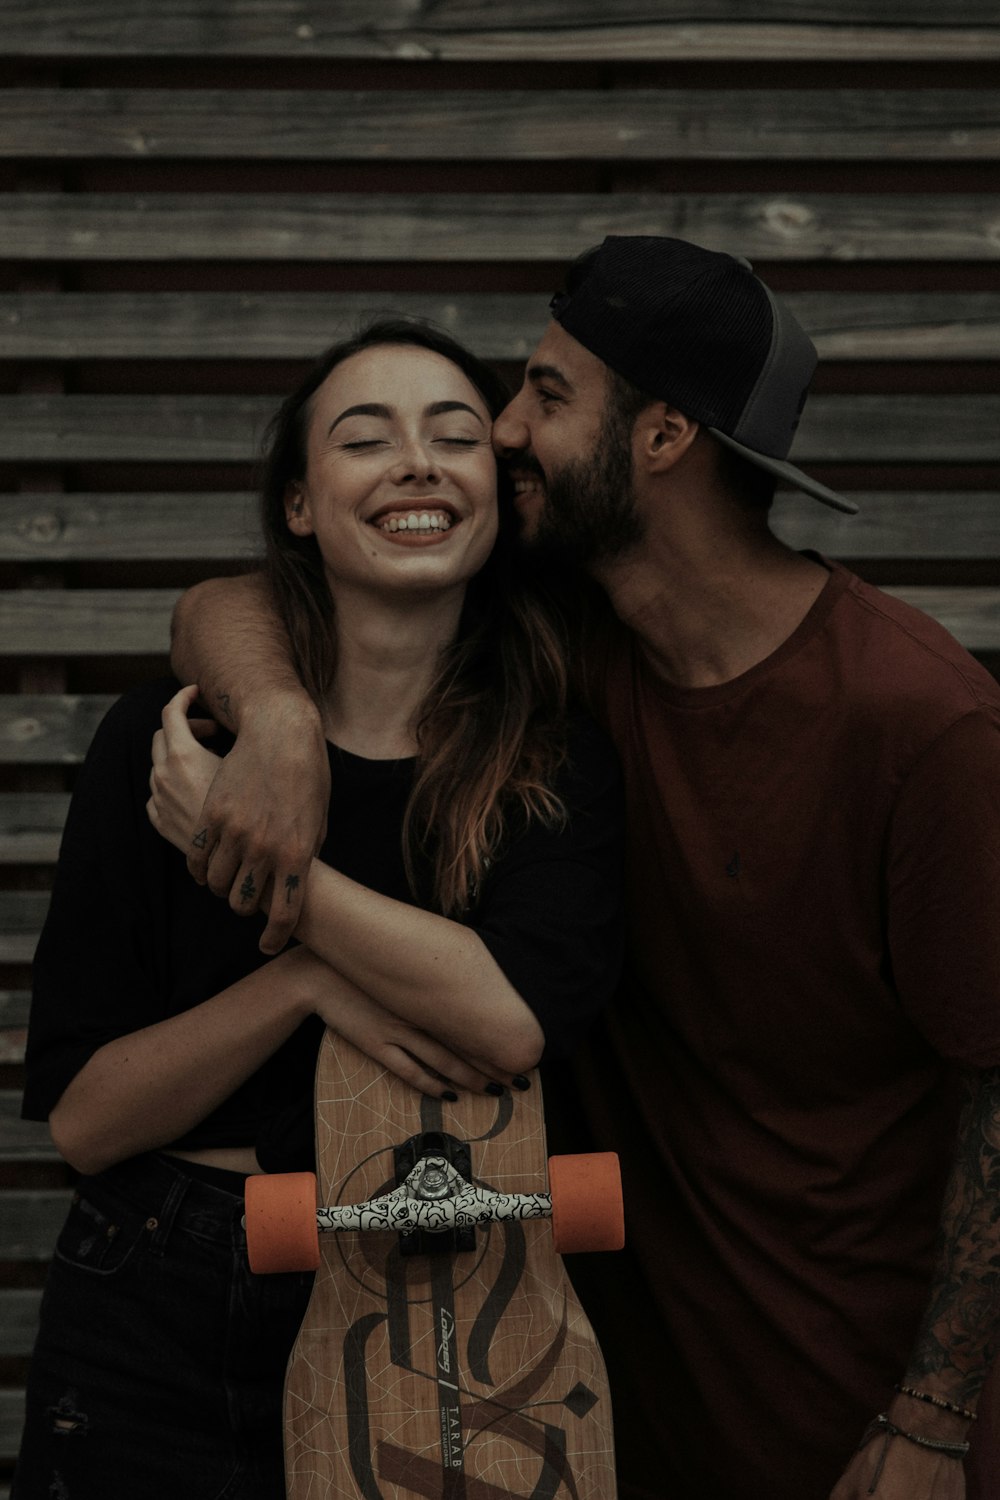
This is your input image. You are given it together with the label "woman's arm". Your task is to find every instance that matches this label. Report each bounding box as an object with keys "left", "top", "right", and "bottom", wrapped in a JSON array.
[
  {"left": 50, "top": 944, "right": 495, "bottom": 1176},
  {"left": 170, "top": 574, "right": 330, "bottom": 954},
  {"left": 149, "top": 688, "right": 545, "bottom": 1081}
]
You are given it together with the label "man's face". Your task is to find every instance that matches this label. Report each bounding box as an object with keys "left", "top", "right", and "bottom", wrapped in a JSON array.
[{"left": 492, "top": 321, "right": 645, "bottom": 570}]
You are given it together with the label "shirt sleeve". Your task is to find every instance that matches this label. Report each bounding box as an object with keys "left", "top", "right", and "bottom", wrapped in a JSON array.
[
  {"left": 469, "top": 713, "right": 625, "bottom": 1060},
  {"left": 21, "top": 681, "right": 179, "bottom": 1121},
  {"left": 887, "top": 705, "right": 1000, "bottom": 1068}
]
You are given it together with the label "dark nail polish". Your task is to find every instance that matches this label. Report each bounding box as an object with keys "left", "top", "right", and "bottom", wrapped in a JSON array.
[
  {"left": 442, "top": 1090, "right": 459, "bottom": 1103},
  {"left": 512, "top": 1075, "right": 531, "bottom": 1091},
  {"left": 485, "top": 1082, "right": 505, "bottom": 1097}
]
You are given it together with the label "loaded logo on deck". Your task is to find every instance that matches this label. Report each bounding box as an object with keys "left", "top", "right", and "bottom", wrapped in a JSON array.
[{"left": 437, "top": 1308, "right": 455, "bottom": 1375}]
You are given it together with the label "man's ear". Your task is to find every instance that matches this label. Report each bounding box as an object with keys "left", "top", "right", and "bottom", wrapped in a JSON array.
[
  {"left": 635, "top": 404, "right": 701, "bottom": 474},
  {"left": 284, "top": 482, "right": 314, "bottom": 536}
]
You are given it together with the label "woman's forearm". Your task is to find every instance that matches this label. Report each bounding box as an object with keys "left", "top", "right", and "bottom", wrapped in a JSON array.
[
  {"left": 296, "top": 859, "right": 544, "bottom": 1076},
  {"left": 48, "top": 951, "right": 316, "bottom": 1176}
]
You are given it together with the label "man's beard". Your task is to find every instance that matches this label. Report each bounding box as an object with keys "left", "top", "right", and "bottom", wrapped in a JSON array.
[{"left": 523, "top": 400, "right": 645, "bottom": 572}]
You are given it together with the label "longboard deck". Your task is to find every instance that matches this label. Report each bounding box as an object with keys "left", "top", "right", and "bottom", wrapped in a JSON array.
[{"left": 284, "top": 1029, "right": 617, "bottom": 1498}]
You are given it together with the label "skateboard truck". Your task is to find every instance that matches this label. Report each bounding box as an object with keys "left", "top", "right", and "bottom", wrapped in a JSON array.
[{"left": 245, "top": 1150, "right": 624, "bottom": 1274}]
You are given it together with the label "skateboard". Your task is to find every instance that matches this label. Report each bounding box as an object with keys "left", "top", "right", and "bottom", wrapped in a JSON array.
[{"left": 245, "top": 1027, "right": 624, "bottom": 1498}]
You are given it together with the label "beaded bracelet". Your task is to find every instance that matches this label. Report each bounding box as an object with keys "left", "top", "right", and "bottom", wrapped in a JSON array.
[
  {"left": 859, "top": 1414, "right": 970, "bottom": 1495},
  {"left": 895, "top": 1383, "right": 977, "bottom": 1423}
]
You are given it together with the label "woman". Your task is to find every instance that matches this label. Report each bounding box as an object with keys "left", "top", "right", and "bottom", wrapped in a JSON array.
[{"left": 15, "top": 319, "right": 624, "bottom": 1498}]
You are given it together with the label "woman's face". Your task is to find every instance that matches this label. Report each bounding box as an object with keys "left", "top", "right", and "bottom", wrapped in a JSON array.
[{"left": 286, "top": 343, "right": 499, "bottom": 603}]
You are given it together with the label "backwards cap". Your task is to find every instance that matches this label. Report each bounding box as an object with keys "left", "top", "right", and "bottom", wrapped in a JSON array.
[{"left": 550, "top": 235, "right": 857, "bottom": 514}]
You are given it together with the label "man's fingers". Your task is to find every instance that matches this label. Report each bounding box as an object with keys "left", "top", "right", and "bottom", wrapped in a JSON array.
[{"left": 258, "top": 868, "right": 306, "bottom": 955}]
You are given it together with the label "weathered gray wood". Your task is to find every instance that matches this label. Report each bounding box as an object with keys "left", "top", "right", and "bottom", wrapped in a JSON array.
[
  {"left": 0, "top": 1390, "right": 24, "bottom": 1463},
  {"left": 0, "top": 990, "right": 30, "bottom": 1067},
  {"left": 6, "top": 192, "right": 1000, "bottom": 264},
  {"left": 0, "top": 590, "right": 178, "bottom": 656},
  {"left": 0, "top": 1091, "right": 56, "bottom": 1160},
  {"left": 0, "top": 695, "right": 115, "bottom": 764},
  {"left": 2, "top": 90, "right": 998, "bottom": 161},
  {"left": 0, "top": 1291, "right": 42, "bottom": 1357},
  {"left": 771, "top": 493, "right": 1000, "bottom": 559},
  {"left": 884, "top": 588, "right": 1000, "bottom": 651},
  {"left": 0, "top": 1190, "right": 70, "bottom": 1261},
  {"left": 0, "top": 493, "right": 258, "bottom": 561},
  {"left": 0, "top": 794, "right": 69, "bottom": 862},
  {"left": 2, "top": 492, "right": 996, "bottom": 566},
  {"left": 3, "top": 291, "right": 998, "bottom": 361},
  {"left": 2, "top": 395, "right": 999, "bottom": 464},
  {"left": 0, "top": 893, "right": 50, "bottom": 965},
  {"left": 0, "top": 2, "right": 997, "bottom": 59}
]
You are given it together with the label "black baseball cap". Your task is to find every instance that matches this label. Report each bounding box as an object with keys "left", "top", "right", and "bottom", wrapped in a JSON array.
[{"left": 549, "top": 235, "right": 858, "bottom": 515}]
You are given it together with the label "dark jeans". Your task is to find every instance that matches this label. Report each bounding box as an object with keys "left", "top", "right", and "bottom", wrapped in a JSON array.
[{"left": 13, "top": 1152, "right": 314, "bottom": 1500}]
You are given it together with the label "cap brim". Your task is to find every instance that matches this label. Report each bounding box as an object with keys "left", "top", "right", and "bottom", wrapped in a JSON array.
[{"left": 709, "top": 427, "right": 859, "bottom": 515}]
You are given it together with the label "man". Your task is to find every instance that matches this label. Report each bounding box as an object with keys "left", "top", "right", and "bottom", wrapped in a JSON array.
[{"left": 168, "top": 237, "right": 1000, "bottom": 1500}]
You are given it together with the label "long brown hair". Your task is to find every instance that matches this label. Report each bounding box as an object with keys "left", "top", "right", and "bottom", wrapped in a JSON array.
[{"left": 259, "top": 317, "right": 569, "bottom": 915}]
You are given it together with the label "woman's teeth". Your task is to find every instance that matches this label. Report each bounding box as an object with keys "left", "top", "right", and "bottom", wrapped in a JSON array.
[{"left": 379, "top": 512, "right": 452, "bottom": 533}]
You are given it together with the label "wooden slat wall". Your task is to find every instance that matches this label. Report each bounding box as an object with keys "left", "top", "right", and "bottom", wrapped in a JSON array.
[{"left": 1, "top": 2, "right": 998, "bottom": 1480}]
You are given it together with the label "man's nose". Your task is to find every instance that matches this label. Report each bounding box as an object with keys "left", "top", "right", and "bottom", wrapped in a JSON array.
[{"left": 492, "top": 394, "right": 528, "bottom": 456}]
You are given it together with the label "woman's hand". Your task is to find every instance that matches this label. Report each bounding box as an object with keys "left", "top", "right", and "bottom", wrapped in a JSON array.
[
  {"left": 282, "top": 946, "right": 498, "bottom": 1099},
  {"left": 147, "top": 684, "right": 222, "bottom": 855}
]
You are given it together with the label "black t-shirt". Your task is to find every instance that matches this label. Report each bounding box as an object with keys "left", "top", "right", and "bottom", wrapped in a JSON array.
[{"left": 23, "top": 678, "right": 624, "bottom": 1170}]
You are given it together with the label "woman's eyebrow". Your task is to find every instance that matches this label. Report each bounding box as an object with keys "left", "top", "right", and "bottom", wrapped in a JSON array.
[
  {"left": 328, "top": 399, "right": 485, "bottom": 435},
  {"left": 328, "top": 402, "right": 391, "bottom": 434}
]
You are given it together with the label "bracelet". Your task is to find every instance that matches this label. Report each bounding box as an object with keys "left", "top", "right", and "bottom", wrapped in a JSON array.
[
  {"left": 858, "top": 1415, "right": 970, "bottom": 1496},
  {"left": 895, "top": 1383, "right": 977, "bottom": 1423}
]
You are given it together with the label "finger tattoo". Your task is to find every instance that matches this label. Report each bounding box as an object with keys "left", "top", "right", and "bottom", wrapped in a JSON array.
[
  {"left": 284, "top": 874, "right": 301, "bottom": 905},
  {"left": 192, "top": 828, "right": 208, "bottom": 849},
  {"left": 239, "top": 871, "right": 257, "bottom": 904}
]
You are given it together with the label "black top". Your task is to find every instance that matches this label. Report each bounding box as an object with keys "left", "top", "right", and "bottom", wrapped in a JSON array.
[{"left": 23, "top": 678, "right": 625, "bottom": 1171}]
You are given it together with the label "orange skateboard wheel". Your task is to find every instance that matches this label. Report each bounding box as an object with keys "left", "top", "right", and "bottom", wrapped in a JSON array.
[
  {"left": 548, "top": 1153, "right": 625, "bottom": 1254},
  {"left": 245, "top": 1172, "right": 321, "bottom": 1274}
]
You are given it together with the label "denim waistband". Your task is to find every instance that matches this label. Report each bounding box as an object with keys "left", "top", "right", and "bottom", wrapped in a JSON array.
[{"left": 75, "top": 1151, "right": 249, "bottom": 1252}]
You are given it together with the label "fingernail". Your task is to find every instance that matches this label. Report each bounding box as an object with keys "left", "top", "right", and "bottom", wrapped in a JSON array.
[
  {"left": 512, "top": 1075, "right": 531, "bottom": 1091},
  {"left": 442, "top": 1090, "right": 458, "bottom": 1103},
  {"left": 485, "top": 1082, "right": 505, "bottom": 1097}
]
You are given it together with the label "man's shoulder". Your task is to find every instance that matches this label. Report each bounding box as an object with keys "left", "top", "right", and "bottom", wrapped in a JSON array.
[{"left": 836, "top": 568, "right": 1000, "bottom": 721}]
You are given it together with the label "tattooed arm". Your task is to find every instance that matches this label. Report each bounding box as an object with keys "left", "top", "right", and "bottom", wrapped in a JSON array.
[
  {"left": 832, "top": 1065, "right": 1000, "bottom": 1499},
  {"left": 170, "top": 574, "right": 330, "bottom": 954}
]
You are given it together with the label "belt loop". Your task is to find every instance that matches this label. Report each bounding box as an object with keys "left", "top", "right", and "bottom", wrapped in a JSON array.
[{"left": 145, "top": 1167, "right": 191, "bottom": 1256}]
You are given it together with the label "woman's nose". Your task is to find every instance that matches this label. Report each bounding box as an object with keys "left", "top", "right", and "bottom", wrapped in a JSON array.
[{"left": 390, "top": 437, "right": 440, "bottom": 483}]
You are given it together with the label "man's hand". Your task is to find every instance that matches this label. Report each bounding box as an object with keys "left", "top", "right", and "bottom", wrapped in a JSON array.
[
  {"left": 185, "top": 690, "right": 330, "bottom": 955},
  {"left": 831, "top": 1420, "right": 966, "bottom": 1500}
]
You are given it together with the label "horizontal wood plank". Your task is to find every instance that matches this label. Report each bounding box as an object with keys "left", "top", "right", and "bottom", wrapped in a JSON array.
[
  {"left": 0, "top": 893, "right": 50, "bottom": 964},
  {"left": 0, "top": 990, "right": 30, "bottom": 1066},
  {"left": 3, "top": 291, "right": 999, "bottom": 361},
  {"left": 0, "top": 1190, "right": 70, "bottom": 1262},
  {"left": 770, "top": 493, "right": 1000, "bottom": 559},
  {"left": 0, "top": 696, "right": 116, "bottom": 764},
  {"left": 0, "top": 590, "right": 178, "bottom": 656},
  {"left": 1, "top": 90, "right": 998, "bottom": 161},
  {"left": 6, "top": 192, "right": 1000, "bottom": 263},
  {"left": 1, "top": 3, "right": 998, "bottom": 60},
  {"left": 882, "top": 587, "right": 1000, "bottom": 651},
  {"left": 0, "top": 794, "right": 69, "bottom": 862},
  {"left": 2, "top": 492, "right": 995, "bottom": 565},
  {"left": 1, "top": 1390, "right": 24, "bottom": 1464},
  {"left": 1, "top": 1290, "right": 42, "bottom": 1357},
  {"left": 2, "top": 394, "right": 999, "bottom": 463},
  {"left": 0, "top": 1091, "right": 56, "bottom": 1160},
  {"left": 0, "top": 493, "right": 258, "bottom": 561}
]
